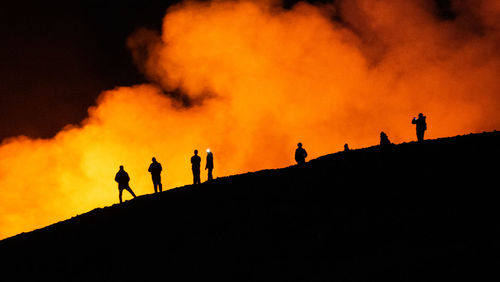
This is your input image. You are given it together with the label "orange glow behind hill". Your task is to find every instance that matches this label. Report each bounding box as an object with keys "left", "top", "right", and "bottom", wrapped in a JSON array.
[{"left": 1, "top": 0, "right": 500, "bottom": 239}]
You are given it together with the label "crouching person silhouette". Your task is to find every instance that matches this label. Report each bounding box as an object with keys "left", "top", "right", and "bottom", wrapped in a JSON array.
[
  {"left": 115, "top": 165, "right": 137, "bottom": 203},
  {"left": 380, "top": 131, "right": 391, "bottom": 147},
  {"left": 295, "top": 142, "right": 308, "bottom": 165}
]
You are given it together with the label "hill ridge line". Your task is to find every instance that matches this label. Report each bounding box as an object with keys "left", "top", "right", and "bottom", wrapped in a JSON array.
[{"left": 1, "top": 130, "right": 498, "bottom": 243}]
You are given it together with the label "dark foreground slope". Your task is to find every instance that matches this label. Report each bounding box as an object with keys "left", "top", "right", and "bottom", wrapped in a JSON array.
[{"left": 1, "top": 132, "right": 500, "bottom": 282}]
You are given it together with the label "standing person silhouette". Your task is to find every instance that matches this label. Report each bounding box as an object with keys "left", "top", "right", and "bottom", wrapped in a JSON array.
[
  {"left": 205, "top": 149, "right": 214, "bottom": 181},
  {"left": 115, "top": 165, "right": 136, "bottom": 203},
  {"left": 148, "top": 157, "right": 163, "bottom": 193},
  {"left": 191, "top": 150, "right": 201, "bottom": 184},
  {"left": 295, "top": 142, "right": 308, "bottom": 165},
  {"left": 412, "top": 113, "right": 427, "bottom": 142}
]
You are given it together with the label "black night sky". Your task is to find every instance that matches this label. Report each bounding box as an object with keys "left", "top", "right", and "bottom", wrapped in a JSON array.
[{"left": 0, "top": 1, "right": 179, "bottom": 140}]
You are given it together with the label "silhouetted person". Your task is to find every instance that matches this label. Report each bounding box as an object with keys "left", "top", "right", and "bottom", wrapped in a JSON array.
[
  {"left": 380, "top": 131, "right": 391, "bottom": 148},
  {"left": 412, "top": 113, "right": 427, "bottom": 142},
  {"left": 205, "top": 150, "right": 214, "bottom": 181},
  {"left": 344, "top": 143, "right": 350, "bottom": 152},
  {"left": 295, "top": 142, "right": 308, "bottom": 165},
  {"left": 115, "top": 165, "right": 136, "bottom": 203},
  {"left": 148, "top": 157, "right": 163, "bottom": 193},
  {"left": 191, "top": 150, "right": 201, "bottom": 184}
]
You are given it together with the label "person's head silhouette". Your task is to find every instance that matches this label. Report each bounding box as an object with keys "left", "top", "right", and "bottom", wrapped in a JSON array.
[
  {"left": 152, "top": 157, "right": 157, "bottom": 162},
  {"left": 418, "top": 113, "right": 424, "bottom": 118},
  {"left": 298, "top": 142, "right": 302, "bottom": 148},
  {"left": 194, "top": 150, "right": 198, "bottom": 155},
  {"left": 119, "top": 165, "right": 124, "bottom": 171}
]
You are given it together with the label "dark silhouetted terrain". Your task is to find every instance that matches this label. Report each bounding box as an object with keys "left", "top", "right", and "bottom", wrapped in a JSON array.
[{"left": 1, "top": 132, "right": 499, "bottom": 281}]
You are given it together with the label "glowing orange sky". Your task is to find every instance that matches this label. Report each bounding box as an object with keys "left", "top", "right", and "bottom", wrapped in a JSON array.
[{"left": 1, "top": 0, "right": 499, "bottom": 239}]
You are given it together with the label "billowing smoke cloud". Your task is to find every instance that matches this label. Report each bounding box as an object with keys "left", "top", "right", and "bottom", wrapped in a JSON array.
[{"left": 1, "top": 0, "right": 499, "bottom": 239}]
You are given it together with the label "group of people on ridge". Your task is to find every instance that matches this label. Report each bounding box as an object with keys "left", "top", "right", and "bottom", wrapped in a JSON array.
[
  {"left": 380, "top": 113, "right": 427, "bottom": 147},
  {"left": 114, "top": 113, "right": 427, "bottom": 203},
  {"left": 114, "top": 150, "right": 215, "bottom": 203},
  {"left": 190, "top": 149, "right": 214, "bottom": 185}
]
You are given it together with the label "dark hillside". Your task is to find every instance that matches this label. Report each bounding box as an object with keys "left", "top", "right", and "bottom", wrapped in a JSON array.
[{"left": 1, "top": 131, "right": 500, "bottom": 281}]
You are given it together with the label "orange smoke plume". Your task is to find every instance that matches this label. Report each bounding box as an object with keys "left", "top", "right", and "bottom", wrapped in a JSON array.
[{"left": 1, "top": 0, "right": 500, "bottom": 239}]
